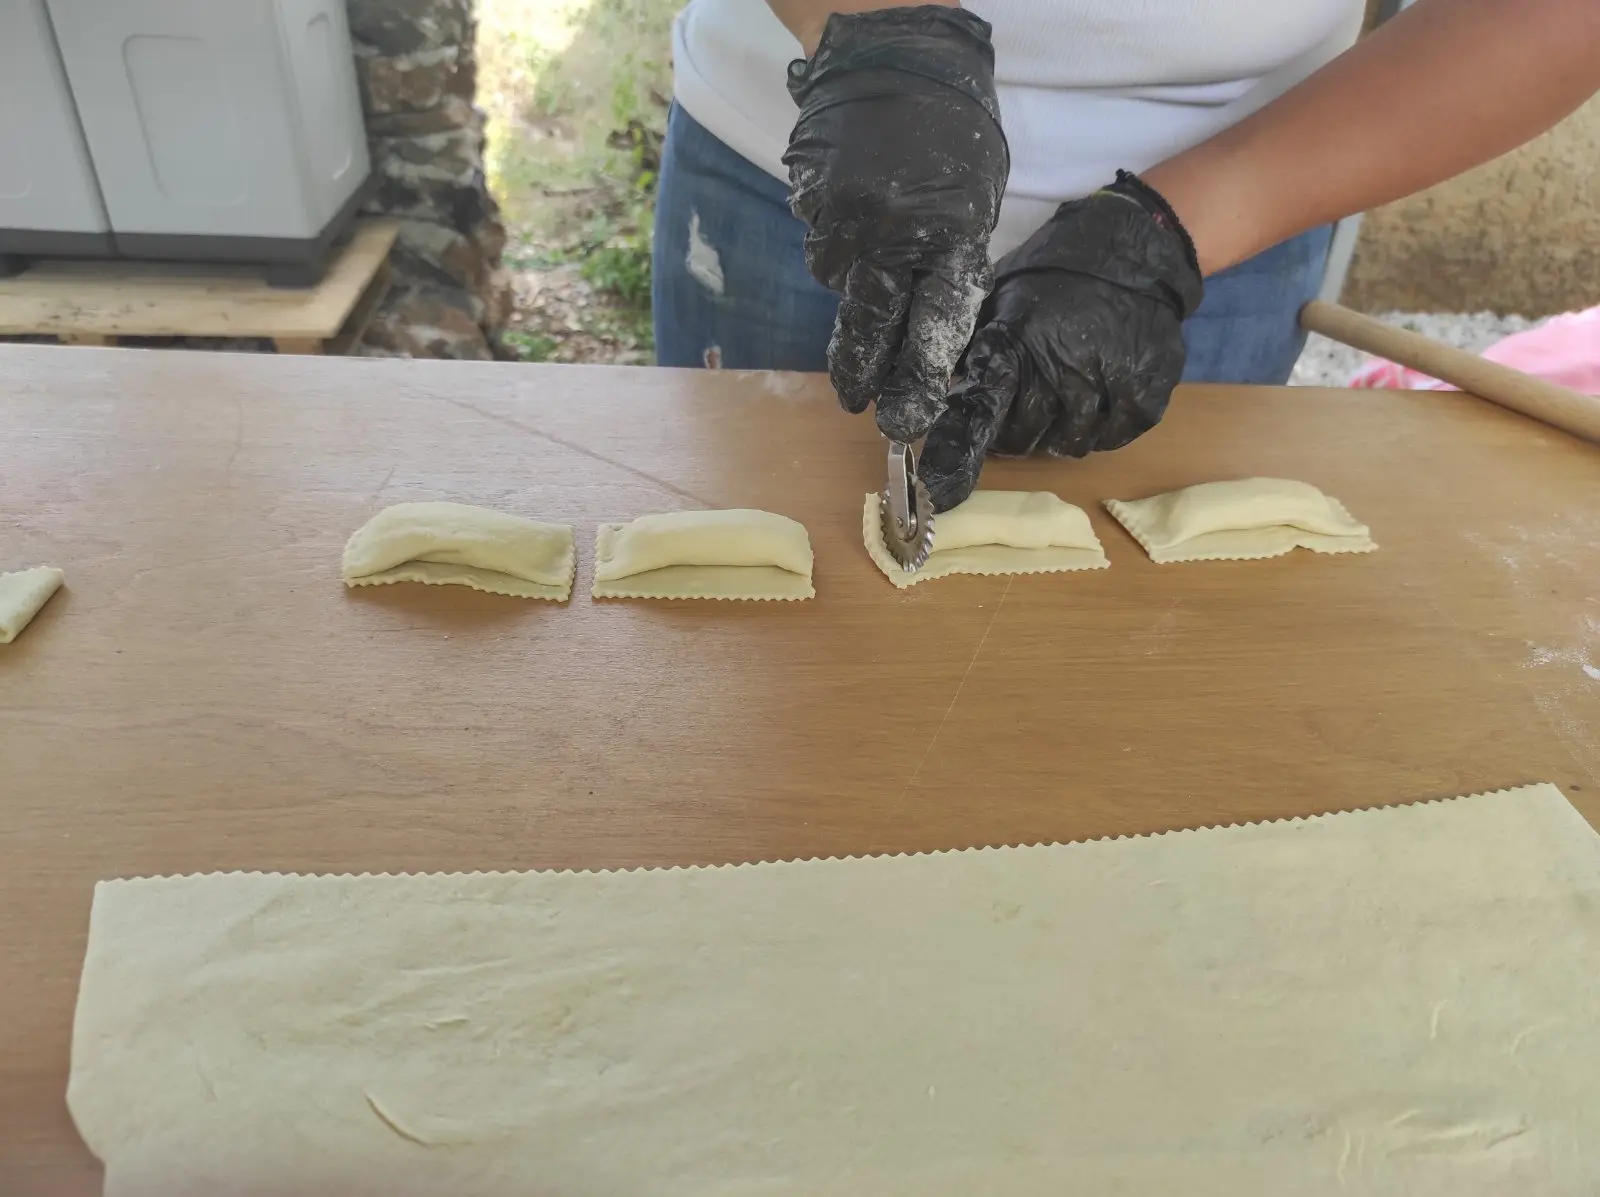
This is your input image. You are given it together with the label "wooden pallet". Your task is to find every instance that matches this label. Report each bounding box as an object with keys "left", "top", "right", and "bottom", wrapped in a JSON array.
[{"left": 0, "top": 220, "right": 398, "bottom": 356}]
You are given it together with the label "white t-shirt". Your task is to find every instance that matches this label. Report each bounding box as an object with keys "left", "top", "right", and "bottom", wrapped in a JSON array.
[{"left": 671, "top": 0, "right": 1366, "bottom": 256}]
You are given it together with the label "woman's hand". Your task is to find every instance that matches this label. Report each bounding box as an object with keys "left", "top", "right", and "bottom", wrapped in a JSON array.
[
  {"left": 782, "top": 7, "right": 1009, "bottom": 443},
  {"left": 919, "top": 173, "right": 1203, "bottom": 513},
  {"left": 921, "top": 0, "right": 1600, "bottom": 508}
]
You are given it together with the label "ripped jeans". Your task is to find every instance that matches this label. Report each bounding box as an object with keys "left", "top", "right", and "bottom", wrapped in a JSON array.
[{"left": 652, "top": 102, "right": 1331, "bottom": 384}]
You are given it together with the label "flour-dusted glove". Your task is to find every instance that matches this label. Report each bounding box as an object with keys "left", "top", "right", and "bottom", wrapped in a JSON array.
[
  {"left": 919, "top": 171, "right": 1205, "bottom": 512},
  {"left": 783, "top": 7, "right": 1009, "bottom": 443}
]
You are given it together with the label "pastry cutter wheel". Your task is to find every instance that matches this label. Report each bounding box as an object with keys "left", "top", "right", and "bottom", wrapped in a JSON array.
[{"left": 881, "top": 440, "right": 935, "bottom": 572}]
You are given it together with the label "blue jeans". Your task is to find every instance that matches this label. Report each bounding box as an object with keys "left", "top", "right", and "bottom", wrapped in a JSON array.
[{"left": 654, "top": 103, "right": 1330, "bottom": 383}]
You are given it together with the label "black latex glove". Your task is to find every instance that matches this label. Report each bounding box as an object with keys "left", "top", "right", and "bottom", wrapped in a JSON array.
[
  {"left": 919, "top": 171, "right": 1205, "bottom": 512},
  {"left": 783, "top": 7, "right": 1009, "bottom": 443}
]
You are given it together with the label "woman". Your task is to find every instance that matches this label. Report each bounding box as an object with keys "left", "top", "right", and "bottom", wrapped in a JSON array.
[{"left": 652, "top": 1, "right": 1599, "bottom": 509}]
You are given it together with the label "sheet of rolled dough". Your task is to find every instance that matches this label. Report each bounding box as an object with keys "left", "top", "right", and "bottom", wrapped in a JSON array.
[
  {"left": 69, "top": 784, "right": 1600, "bottom": 1197},
  {"left": 0, "top": 565, "right": 65, "bottom": 643},
  {"left": 864, "top": 491, "right": 1108, "bottom": 588},
  {"left": 591, "top": 509, "right": 814, "bottom": 600},
  {"left": 342, "top": 502, "right": 575, "bottom": 601},
  {"left": 1104, "top": 477, "right": 1377, "bottom": 563}
]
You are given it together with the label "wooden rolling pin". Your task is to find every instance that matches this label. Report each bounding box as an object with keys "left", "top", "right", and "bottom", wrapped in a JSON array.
[{"left": 1300, "top": 299, "right": 1600, "bottom": 445}]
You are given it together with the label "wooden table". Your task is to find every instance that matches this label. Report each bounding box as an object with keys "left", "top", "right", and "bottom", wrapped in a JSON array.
[{"left": 2, "top": 345, "right": 1597, "bottom": 1191}]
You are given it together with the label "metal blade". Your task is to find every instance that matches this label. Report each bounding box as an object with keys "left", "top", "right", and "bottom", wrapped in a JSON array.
[{"left": 880, "top": 440, "right": 935, "bottom": 572}]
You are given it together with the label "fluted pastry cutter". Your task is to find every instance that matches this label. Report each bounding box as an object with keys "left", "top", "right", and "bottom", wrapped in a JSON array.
[{"left": 880, "top": 440, "right": 935, "bottom": 572}]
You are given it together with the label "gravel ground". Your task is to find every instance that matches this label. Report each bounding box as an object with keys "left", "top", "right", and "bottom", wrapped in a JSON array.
[{"left": 1289, "top": 310, "right": 1541, "bottom": 387}]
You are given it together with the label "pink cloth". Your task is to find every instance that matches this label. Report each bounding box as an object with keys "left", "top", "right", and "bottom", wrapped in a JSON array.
[{"left": 1348, "top": 305, "right": 1600, "bottom": 395}]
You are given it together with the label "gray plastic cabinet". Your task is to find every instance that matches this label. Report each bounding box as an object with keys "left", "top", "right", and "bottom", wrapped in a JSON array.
[
  {"left": 0, "top": 0, "right": 115, "bottom": 269},
  {"left": 44, "top": 0, "right": 374, "bottom": 284}
]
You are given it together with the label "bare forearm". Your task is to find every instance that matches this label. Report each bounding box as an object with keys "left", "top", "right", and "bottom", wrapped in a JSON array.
[
  {"left": 1143, "top": 0, "right": 1600, "bottom": 276},
  {"left": 767, "top": 0, "right": 958, "bottom": 54}
]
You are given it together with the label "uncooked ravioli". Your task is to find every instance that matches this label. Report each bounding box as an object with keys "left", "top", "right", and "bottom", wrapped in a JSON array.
[
  {"left": 591, "top": 509, "right": 814, "bottom": 600},
  {"left": 864, "top": 490, "right": 1107, "bottom": 587},
  {"left": 1104, "top": 478, "right": 1376, "bottom": 563},
  {"left": 342, "top": 502, "right": 575, "bottom": 601},
  {"left": 0, "top": 566, "right": 65, "bottom": 643}
]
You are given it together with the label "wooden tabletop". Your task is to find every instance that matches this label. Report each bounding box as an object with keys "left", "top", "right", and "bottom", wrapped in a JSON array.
[{"left": 3, "top": 344, "right": 1598, "bottom": 1190}]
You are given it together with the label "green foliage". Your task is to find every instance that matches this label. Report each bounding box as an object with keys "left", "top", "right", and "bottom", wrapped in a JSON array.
[
  {"left": 609, "top": 304, "right": 655, "bottom": 352},
  {"left": 581, "top": 238, "right": 651, "bottom": 308},
  {"left": 502, "top": 330, "right": 560, "bottom": 362},
  {"left": 529, "top": 74, "right": 575, "bottom": 121},
  {"left": 610, "top": 52, "right": 644, "bottom": 128},
  {"left": 480, "top": 0, "right": 676, "bottom": 359}
]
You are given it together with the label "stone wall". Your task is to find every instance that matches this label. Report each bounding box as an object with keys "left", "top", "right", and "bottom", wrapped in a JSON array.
[
  {"left": 1345, "top": 94, "right": 1600, "bottom": 318},
  {"left": 347, "top": 0, "right": 512, "bottom": 359}
]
